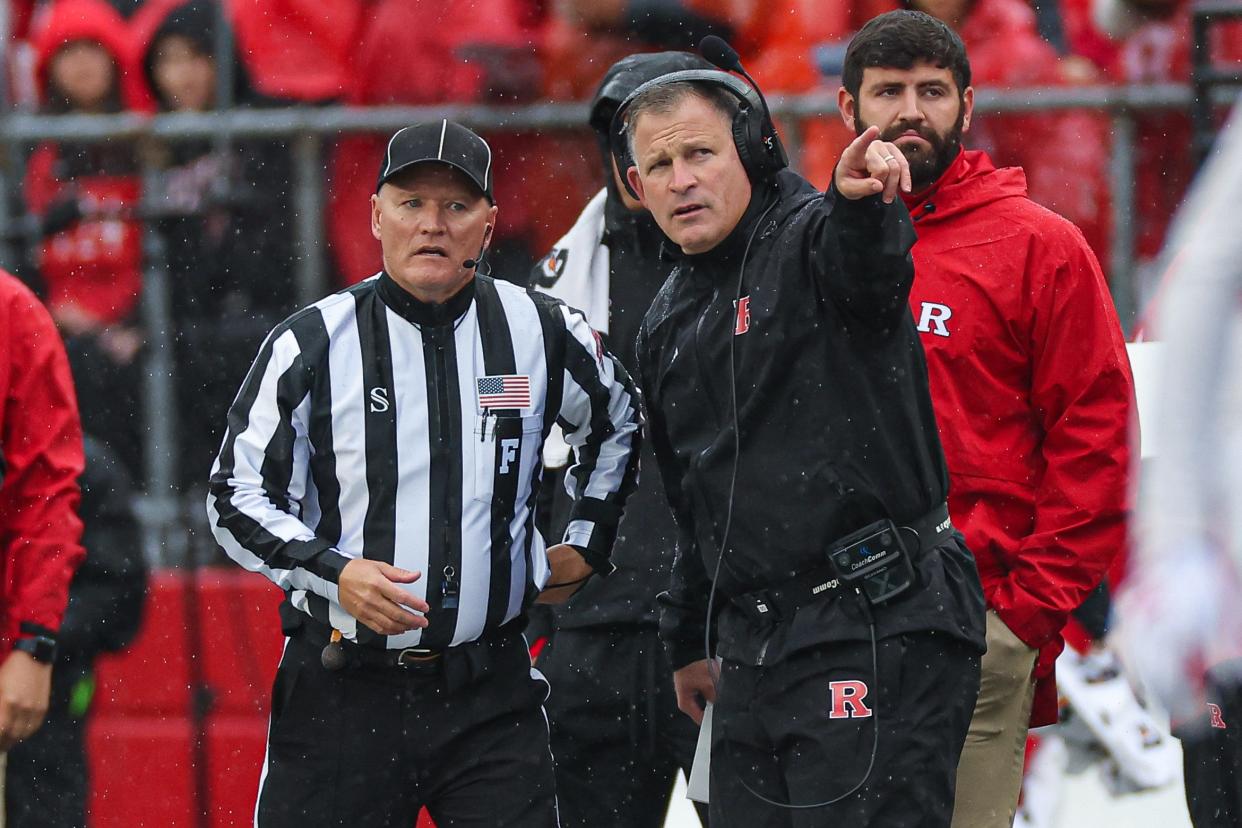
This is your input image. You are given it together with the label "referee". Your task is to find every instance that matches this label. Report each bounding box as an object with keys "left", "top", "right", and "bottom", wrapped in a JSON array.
[{"left": 206, "top": 120, "right": 642, "bottom": 827}]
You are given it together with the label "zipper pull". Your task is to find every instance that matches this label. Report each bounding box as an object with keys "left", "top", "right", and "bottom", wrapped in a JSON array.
[
  {"left": 441, "top": 565, "right": 460, "bottom": 610},
  {"left": 479, "top": 407, "right": 490, "bottom": 442}
]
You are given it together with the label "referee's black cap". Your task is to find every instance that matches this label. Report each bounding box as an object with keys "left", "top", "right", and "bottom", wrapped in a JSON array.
[
  {"left": 376, "top": 120, "right": 494, "bottom": 203},
  {"left": 589, "top": 51, "right": 715, "bottom": 138}
]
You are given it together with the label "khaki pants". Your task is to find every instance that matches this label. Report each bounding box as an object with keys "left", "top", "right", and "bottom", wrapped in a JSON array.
[{"left": 951, "top": 610, "right": 1038, "bottom": 828}]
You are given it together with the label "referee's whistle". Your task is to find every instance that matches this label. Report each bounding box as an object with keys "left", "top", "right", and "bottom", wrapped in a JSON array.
[{"left": 321, "top": 628, "right": 347, "bottom": 671}]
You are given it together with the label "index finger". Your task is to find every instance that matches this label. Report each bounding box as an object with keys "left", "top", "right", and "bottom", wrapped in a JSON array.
[{"left": 842, "top": 124, "right": 881, "bottom": 168}]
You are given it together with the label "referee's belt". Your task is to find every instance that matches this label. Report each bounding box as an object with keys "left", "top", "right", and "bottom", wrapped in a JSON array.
[
  {"left": 299, "top": 616, "right": 514, "bottom": 672},
  {"left": 731, "top": 503, "right": 954, "bottom": 626}
]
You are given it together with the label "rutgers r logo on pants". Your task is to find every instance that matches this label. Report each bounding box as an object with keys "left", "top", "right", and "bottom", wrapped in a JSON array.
[
  {"left": 829, "top": 680, "right": 873, "bottom": 719},
  {"left": 916, "top": 302, "right": 953, "bottom": 337}
]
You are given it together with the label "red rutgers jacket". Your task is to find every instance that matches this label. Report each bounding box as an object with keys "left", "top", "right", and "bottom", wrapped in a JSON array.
[
  {"left": 905, "top": 150, "right": 1134, "bottom": 725},
  {"left": 0, "top": 271, "right": 85, "bottom": 653}
]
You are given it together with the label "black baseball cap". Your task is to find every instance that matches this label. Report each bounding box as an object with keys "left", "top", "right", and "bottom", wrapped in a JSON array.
[{"left": 375, "top": 120, "right": 494, "bottom": 203}]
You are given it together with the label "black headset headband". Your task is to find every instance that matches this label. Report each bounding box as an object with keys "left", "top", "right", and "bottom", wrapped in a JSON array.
[{"left": 611, "top": 69, "right": 766, "bottom": 133}]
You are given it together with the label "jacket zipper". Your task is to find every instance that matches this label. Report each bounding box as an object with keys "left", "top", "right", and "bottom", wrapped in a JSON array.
[
  {"left": 691, "top": 282, "right": 725, "bottom": 432},
  {"left": 428, "top": 327, "right": 461, "bottom": 608}
]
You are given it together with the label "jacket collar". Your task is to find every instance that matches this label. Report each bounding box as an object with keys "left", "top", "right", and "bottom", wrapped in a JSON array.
[
  {"left": 901, "top": 148, "right": 1027, "bottom": 223},
  {"left": 377, "top": 271, "right": 475, "bottom": 327}
]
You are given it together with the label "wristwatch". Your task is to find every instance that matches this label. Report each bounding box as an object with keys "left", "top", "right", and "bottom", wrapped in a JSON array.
[{"left": 13, "top": 634, "right": 58, "bottom": 664}]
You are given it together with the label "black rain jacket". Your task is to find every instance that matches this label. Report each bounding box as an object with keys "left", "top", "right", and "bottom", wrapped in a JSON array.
[{"left": 636, "top": 170, "right": 986, "bottom": 670}]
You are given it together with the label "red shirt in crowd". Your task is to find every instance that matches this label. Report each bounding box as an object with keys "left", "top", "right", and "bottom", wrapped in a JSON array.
[
  {"left": 326, "top": 0, "right": 544, "bottom": 284},
  {"left": 952, "top": 0, "right": 1113, "bottom": 266},
  {"left": 24, "top": 0, "right": 146, "bottom": 326}
]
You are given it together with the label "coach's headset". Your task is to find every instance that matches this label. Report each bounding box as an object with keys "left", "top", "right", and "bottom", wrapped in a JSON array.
[{"left": 609, "top": 35, "right": 789, "bottom": 200}]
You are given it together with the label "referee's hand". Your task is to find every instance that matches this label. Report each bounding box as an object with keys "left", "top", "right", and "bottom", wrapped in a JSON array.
[
  {"left": 339, "top": 560, "right": 431, "bottom": 636},
  {"left": 535, "top": 544, "right": 594, "bottom": 605}
]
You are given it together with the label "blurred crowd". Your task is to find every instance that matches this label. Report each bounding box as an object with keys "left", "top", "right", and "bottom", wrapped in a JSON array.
[{"left": 2, "top": 0, "right": 1240, "bottom": 491}]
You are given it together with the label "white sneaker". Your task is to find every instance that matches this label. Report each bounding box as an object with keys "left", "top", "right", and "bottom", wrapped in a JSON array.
[{"left": 1055, "top": 646, "right": 1180, "bottom": 792}]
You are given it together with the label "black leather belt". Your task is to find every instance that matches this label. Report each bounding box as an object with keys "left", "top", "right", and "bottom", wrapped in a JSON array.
[
  {"left": 298, "top": 617, "right": 446, "bottom": 672},
  {"left": 731, "top": 504, "right": 954, "bottom": 625}
]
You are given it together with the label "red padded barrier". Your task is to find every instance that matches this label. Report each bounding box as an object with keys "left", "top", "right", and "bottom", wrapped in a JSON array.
[
  {"left": 87, "top": 715, "right": 194, "bottom": 827},
  {"left": 195, "top": 571, "right": 286, "bottom": 715},
  {"left": 204, "top": 713, "right": 270, "bottom": 828},
  {"left": 92, "top": 570, "right": 192, "bottom": 716},
  {"left": 86, "top": 570, "right": 441, "bottom": 826}
]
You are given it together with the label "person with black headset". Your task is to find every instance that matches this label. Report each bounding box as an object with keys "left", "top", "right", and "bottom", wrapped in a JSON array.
[
  {"left": 628, "top": 38, "right": 987, "bottom": 826},
  {"left": 529, "top": 50, "right": 714, "bottom": 828}
]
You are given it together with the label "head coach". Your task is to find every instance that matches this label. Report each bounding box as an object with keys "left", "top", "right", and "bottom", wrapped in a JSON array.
[
  {"left": 626, "top": 46, "right": 986, "bottom": 826},
  {"left": 206, "top": 121, "right": 641, "bottom": 827}
]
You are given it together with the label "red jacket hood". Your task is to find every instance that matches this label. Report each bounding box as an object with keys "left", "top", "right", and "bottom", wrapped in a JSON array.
[
  {"left": 902, "top": 148, "right": 1029, "bottom": 225},
  {"left": 30, "top": 0, "right": 150, "bottom": 110}
]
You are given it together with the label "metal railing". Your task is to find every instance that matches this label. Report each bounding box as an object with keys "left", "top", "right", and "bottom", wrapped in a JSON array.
[{"left": 0, "top": 83, "right": 1234, "bottom": 565}]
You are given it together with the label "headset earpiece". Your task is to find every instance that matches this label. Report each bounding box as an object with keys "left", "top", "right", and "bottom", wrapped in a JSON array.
[{"left": 732, "top": 104, "right": 764, "bottom": 179}]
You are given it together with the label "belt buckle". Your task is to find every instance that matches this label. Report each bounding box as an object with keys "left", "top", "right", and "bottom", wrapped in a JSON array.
[{"left": 396, "top": 647, "right": 441, "bottom": 667}]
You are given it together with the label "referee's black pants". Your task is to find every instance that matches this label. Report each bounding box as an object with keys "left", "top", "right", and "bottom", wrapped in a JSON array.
[
  {"left": 255, "top": 628, "right": 559, "bottom": 827},
  {"left": 709, "top": 631, "right": 980, "bottom": 828},
  {"left": 539, "top": 625, "right": 708, "bottom": 828}
]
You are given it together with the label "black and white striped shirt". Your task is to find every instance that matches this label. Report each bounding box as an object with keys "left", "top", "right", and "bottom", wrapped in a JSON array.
[{"left": 207, "top": 272, "right": 642, "bottom": 650}]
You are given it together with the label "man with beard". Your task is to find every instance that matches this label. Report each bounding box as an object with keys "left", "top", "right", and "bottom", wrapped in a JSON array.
[
  {"left": 626, "top": 53, "right": 987, "bottom": 826},
  {"left": 837, "top": 12, "right": 1134, "bottom": 827}
]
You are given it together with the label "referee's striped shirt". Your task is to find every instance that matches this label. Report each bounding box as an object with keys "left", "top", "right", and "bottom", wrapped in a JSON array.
[{"left": 207, "top": 272, "right": 642, "bottom": 650}]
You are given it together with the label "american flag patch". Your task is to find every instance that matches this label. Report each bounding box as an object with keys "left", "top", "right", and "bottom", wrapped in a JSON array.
[{"left": 477, "top": 374, "right": 532, "bottom": 409}]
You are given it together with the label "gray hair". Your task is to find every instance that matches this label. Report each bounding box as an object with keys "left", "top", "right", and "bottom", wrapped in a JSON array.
[{"left": 622, "top": 81, "right": 740, "bottom": 167}]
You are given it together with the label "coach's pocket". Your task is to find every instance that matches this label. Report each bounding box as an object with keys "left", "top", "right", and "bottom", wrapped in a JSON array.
[{"left": 474, "top": 412, "right": 544, "bottom": 504}]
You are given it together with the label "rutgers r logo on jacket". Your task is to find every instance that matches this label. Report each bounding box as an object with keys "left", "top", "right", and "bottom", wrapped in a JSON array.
[{"left": 915, "top": 302, "right": 953, "bottom": 337}]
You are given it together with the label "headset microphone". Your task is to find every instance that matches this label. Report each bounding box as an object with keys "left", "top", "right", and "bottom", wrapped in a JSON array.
[
  {"left": 699, "top": 34, "right": 741, "bottom": 72},
  {"left": 697, "top": 35, "right": 789, "bottom": 171},
  {"left": 463, "top": 235, "right": 489, "bottom": 270},
  {"left": 699, "top": 36, "right": 780, "bottom": 142}
]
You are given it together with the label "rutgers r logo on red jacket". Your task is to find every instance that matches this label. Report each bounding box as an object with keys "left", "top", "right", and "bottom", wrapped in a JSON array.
[
  {"left": 828, "top": 680, "right": 872, "bottom": 719},
  {"left": 916, "top": 302, "right": 953, "bottom": 337}
]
